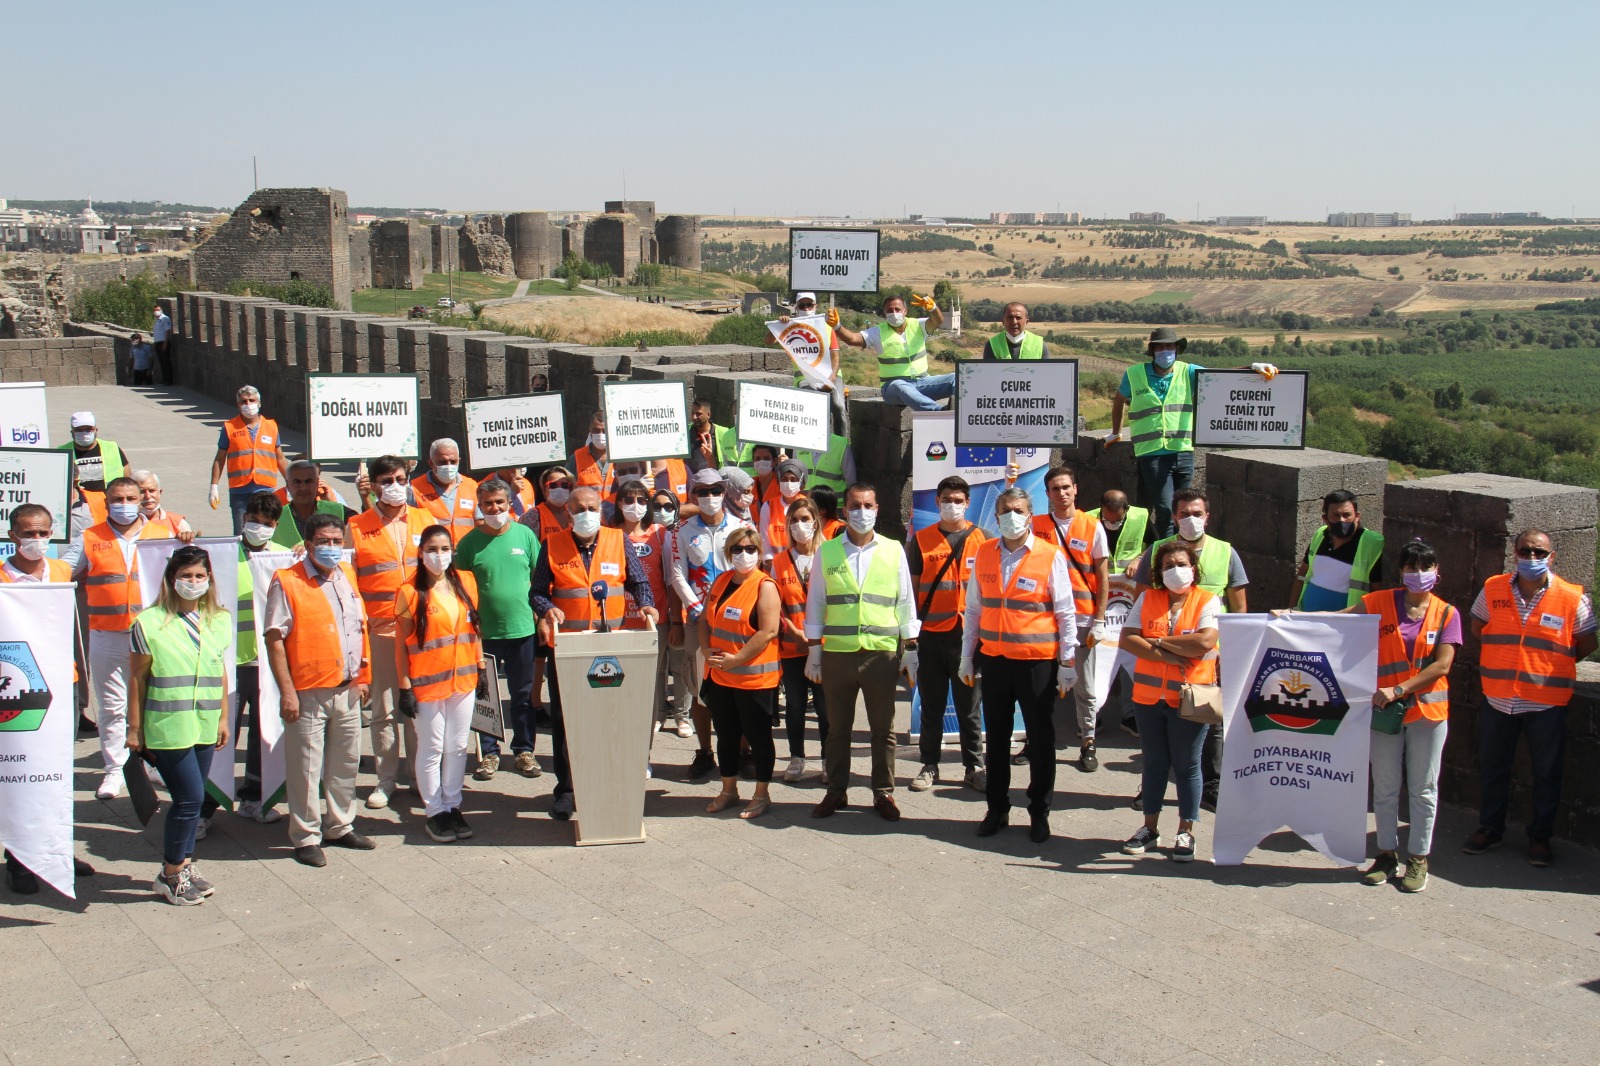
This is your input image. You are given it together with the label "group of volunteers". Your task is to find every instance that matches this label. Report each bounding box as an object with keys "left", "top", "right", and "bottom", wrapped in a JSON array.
[{"left": 5, "top": 304, "right": 1592, "bottom": 907}]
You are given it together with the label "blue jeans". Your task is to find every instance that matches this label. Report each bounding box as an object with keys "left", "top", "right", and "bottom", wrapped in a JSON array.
[
  {"left": 148, "top": 743, "right": 216, "bottom": 865},
  {"left": 1134, "top": 702, "right": 1206, "bottom": 822},
  {"left": 1135, "top": 450, "right": 1195, "bottom": 539},
  {"left": 479, "top": 635, "right": 537, "bottom": 757},
  {"left": 881, "top": 373, "right": 955, "bottom": 411},
  {"left": 228, "top": 487, "right": 268, "bottom": 536},
  {"left": 1478, "top": 702, "right": 1567, "bottom": 840}
]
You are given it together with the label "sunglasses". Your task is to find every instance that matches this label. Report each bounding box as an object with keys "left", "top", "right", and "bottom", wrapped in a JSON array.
[
  {"left": 619, "top": 495, "right": 649, "bottom": 504},
  {"left": 545, "top": 480, "right": 573, "bottom": 491},
  {"left": 1515, "top": 547, "right": 1552, "bottom": 559},
  {"left": 727, "top": 544, "right": 759, "bottom": 556},
  {"left": 694, "top": 487, "right": 724, "bottom": 497},
  {"left": 375, "top": 476, "right": 406, "bottom": 486}
]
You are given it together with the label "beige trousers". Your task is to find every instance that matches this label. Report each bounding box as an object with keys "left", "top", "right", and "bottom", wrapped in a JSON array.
[{"left": 285, "top": 684, "right": 362, "bottom": 848}]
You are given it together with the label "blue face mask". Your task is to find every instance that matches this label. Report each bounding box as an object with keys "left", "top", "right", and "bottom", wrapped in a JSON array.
[
  {"left": 1516, "top": 557, "right": 1549, "bottom": 580},
  {"left": 311, "top": 544, "right": 344, "bottom": 570},
  {"left": 1153, "top": 349, "right": 1177, "bottom": 370},
  {"left": 108, "top": 502, "right": 140, "bottom": 525}
]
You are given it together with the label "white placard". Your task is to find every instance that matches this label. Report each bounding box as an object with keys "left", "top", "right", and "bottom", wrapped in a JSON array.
[
  {"left": 0, "top": 383, "right": 49, "bottom": 449},
  {"left": 601, "top": 381, "right": 689, "bottom": 462},
  {"left": 1193, "top": 369, "right": 1308, "bottom": 449},
  {"left": 471, "top": 653, "right": 507, "bottom": 741},
  {"left": 463, "top": 393, "right": 567, "bottom": 471},
  {"left": 955, "top": 360, "right": 1079, "bottom": 447},
  {"left": 736, "top": 382, "right": 829, "bottom": 453},
  {"left": 765, "top": 315, "right": 835, "bottom": 390},
  {"left": 789, "top": 228, "right": 880, "bottom": 293},
  {"left": 0, "top": 448, "right": 71, "bottom": 543},
  {"left": 306, "top": 373, "right": 420, "bottom": 461}
]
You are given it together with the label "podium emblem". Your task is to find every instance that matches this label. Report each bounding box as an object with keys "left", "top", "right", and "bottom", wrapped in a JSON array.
[
  {"left": 0, "top": 642, "right": 51, "bottom": 732},
  {"left": 586, "top": 655, "right": 625, "bottom": 689}
]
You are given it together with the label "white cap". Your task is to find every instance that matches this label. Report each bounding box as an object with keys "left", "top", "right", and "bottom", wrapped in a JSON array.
[
  {"left": 793, "top": 292, "right": 817, "bottom": 306},
  {"left": 70, "top": 411, "right": 96, "bottom": 428}
]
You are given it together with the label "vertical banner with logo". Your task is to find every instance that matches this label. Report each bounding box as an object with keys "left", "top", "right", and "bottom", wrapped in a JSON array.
[
  {"left": 0, "top": 583, "right": 77, "bottom": 897},
  {"left": 0, "top": 382, "right": 50, "bottom": 449},
  {"left": 766, "top": 315, "right": 834, "bottom": 390},
  {"left": 1213, "top": 613, "right": 1378, "bottom": 867},
  {"left": 248, "top": 551, "right": 303, "bottom": 809}
]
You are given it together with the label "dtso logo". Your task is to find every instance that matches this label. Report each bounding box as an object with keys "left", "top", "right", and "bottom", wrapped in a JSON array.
[
  {"left": 586, "top": 655, "right": 625, "bottom": 689},
  {"left": 925, "top": 441, "right": 948, "bottom": 461},
  {"left": 0, "top": 642, "right": 51, "bottom": 732},
  {"left": 1243, "top": 647, "right": 1350, "bottom": 736},
  {"left": 8, "top": 425, "right": 41, "bottom": 446}
]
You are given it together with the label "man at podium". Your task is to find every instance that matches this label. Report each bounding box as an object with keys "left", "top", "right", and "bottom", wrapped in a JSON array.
[{"left": 532, "top": 486, "right": 658, "bottom": 820}]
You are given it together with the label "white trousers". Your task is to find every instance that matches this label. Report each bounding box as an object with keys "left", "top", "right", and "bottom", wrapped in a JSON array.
[
  {"left": 89, "top": 629, "right": 132, "bottom": 773},
  {"left": 415, "top": 690, "right": 474, "bottom": 817},
  {"left": 1370, "top": 716, "right": 1448, "bottom": 856}
]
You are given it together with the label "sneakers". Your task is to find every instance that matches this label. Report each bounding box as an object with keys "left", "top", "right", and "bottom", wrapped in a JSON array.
[
  {"left": 473, "top": 753, "right": 499, "bottom": 781},
  {"left": 450, "top": 808, "right": 474, "bottom": 840},
  {"left": 676, "top": 717, "right": 694, "bottom": 739},
  {"left": 1528, "top": 838, "right": 1554, "bottom": 867},
  {"left": 155, "top": 867, "right": 204, "bottom": 906},
  {"left": 687, "top": 750, "right": 716, "bottom": 782},
  {"left": 1121, "top": 826, "right": 1161, "bottom": 855},
  {"left": 1200, "top": 786, "right": 1219, "bottom": 814},
  {"left": 1360, "top": 852, "right": 1400, "bottom": 886},
  {"left": 551, "top": 793, "right": 575, "bottom": 820},
  {"left": 964, "top": 766, "right": 987, "bottom": 791},
  {"left": 193, "top": 814, "right": 211, "bottom": 840},
  {"left": 237, "top": 800, "right": 283, "bottom": 824},
  {"left": 95, "top": 770, "right": 124, "bottom": 800},
  {"left": 1399, "top": 856, "right": 1429, "bottom": 892},
  {"left": 514, "top": 752, "right": 542, "bottom": 778},
  {"left": 782, "top": 757, "right": 807, "bottom": 783},
  {"left": 1079, "top": 742, "right": 1098, "bottom": 773},
  {"left": 909, "top": 765, "right": 937, "bottom": 792},
  {"left": 365, "top": 788, "right": 390, "bottom": 810},
  {"left": 1171, "top": 831, "right": 1196, "bottom": 863},
  {"left": 185, "top": 864, "right": 216, "bottom": 897},
  {"left": 1461, "top": 828, "right": 1503, "bottom": 855},
  {"left": 426, "top": 813, "right": 457, "bottom": 843}
]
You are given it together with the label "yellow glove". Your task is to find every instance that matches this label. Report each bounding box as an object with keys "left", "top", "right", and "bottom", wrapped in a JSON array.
[
  {"left": 911, "top": 293, "right": 936, "bottom": 311},
  {"left": 825, "top": 307, "right": 839, "bottom": 328}
]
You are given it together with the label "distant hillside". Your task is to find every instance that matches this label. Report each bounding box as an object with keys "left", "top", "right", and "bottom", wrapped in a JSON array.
[{"left": 7, "top": 199, "right": 218, "bottom": 215}]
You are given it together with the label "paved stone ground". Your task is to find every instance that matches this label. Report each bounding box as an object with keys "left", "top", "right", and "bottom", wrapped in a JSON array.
[{"left": 2, "top": 385, "right": 1597, "bottom": 1066}]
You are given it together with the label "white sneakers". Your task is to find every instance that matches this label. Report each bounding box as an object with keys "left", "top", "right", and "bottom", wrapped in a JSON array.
[
  {"left": 782, "top": 757, "right": 807, "bottom": 782},
  {"left": 95, "top": 770, "right": 124, "bottom": 800},
  {"left": 909, "top": 765, "right": 938, "bottom": 792},
  {"left": 675, "top": 718, "right": 694, "bottom": 739},
  {"left": 237, "top": 800, "right": 283, "bottom": 824},
  {"left": 365, "top": 788, "right": 390, "bottom": 810}
]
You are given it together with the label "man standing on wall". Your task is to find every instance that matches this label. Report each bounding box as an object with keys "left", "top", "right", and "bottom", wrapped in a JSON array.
[
  {"left": 152, "top": 303, "right": 174, "bottom": 385},
  {"left": 981, "top": 303, "right": 1050, "bottom": 361},
  {"left": 207, "top": 385, "right": 291, "bottom": 536}
]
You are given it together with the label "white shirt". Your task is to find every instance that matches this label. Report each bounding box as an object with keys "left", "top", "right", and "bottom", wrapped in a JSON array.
[
  {"left": 1124, "top": 590, "right": 1224, "bottom": 635},
  {"left": 960, "top": 532, "right": 1079, "bottom": 664},
  {"left": 70, "top": 517, "right": 145, "bottom": 579},
  {"left": 803, "top": 532, "right": 920, "bottom": 642}
]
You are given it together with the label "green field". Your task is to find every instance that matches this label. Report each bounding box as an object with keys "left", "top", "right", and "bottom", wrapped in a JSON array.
[
  {"left": 1133, "top": 290, "right": 1197, "bottom": 305},
  {"left": 352, "top": 272, "right": 520, "bottom": 315},
  {"left": 1268, "top": 346, "right": 1600, "bottom": 408}
]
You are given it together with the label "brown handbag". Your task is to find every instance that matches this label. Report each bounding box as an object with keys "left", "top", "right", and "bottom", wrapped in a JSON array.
[{"left": 1178, "top": 682, "right": 1224, "bottom": 725}]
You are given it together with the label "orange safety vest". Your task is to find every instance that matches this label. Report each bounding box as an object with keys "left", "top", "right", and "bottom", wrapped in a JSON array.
[
  {"left": 763, "top": 496, "right": 791, "bottom": 556},
  {"left": 623, "top": 525, "right": 668, "bottom": 631},
  {"left": 1032, "top": 510, "right": 1100, "bottom": 617},
  {"left": 140, "top": 509, "right": 186, "bottom": 539},
  {"left": 770, "top": 549, "right": 812, "bottom": 658},
  {"left": 411, "top": 472, "right": 479, "bottom": 545},
  {"left": 658, "top": 458, "right": 689, "bottom": 503},
  {"left": 348, "top": 506, "right": 431, "bottom": 621},
  {"left": 1131, "top": 588, "right": 1218, "bottom": 708},
  {"left": 822, "top": 517, "right": 845, "bottom": 541},
  {"left": 81, "top": 488, "right": 107, "bottom": 526},
  {"left": 273, "top": 479, "right": 340, "bottom": 506},
  {"left": 0, "top": 558, "right": 71, "bottom": 583},
  {"left": 572, "top": 446, "right": 614, "bottom": 496},
  {"left": 973, "top": 537, "right": 1062, "bottom": 660},
  {"left": 547, "top": 527, "right": 628, "bottom": 632},
  {"left": 1478, "top": 573, "right": 1582, "bottom": 708},
  {"left": 223, "top": 415, "right": 282, "bottom": 490},
  {"left": 705, "top": 570, "right": 780, "bottom": 689},
  {"left": 82, "top": 522, "right": 153, "bottom": 631},
  {"left": 1365, "top": 590, "right": 1452, "bottom": 724},
  {"left": 915, "top": 523, "right": 988, "bottom": 634},
  {"left": 396, "top": 573, "right": 481, "bottom": 702},
  {"left": 534, "top": 501, "right": 567, "bottom": 542},
  {"left": 273, "top": 561, "right": 370, "bottom": 690}
]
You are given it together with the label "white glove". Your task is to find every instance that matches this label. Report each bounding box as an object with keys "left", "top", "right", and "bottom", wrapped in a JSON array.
[
  {"left": 958, "top": 656, "right": 976, "bottom": 686},
  {"left": 900, "top": 649, "right": 919, "bottom": 687},
  {"left": 804, "top": 645, "right": 822, "bottom": 684},
  {"left": 1057, "top": 662, "right": 1078, "bottom": 696},
  {"left": 1102, "top": 430, "right": 1122, "bottom": 449},
  {"left": 1251, "top": 362, "right": 1279, "bottom": 381},
  {"left": 208, "top": 484, "right": 220, "bottom": 508},
  {"left": 1005, "top": 462, "right": 1020, "bottom": 482},
  {"left": 1090, "top": 621, "right": 1108, "bottom": 644}
]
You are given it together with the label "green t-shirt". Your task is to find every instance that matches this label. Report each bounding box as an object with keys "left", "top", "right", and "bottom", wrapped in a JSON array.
[{"left": 454, "top": 523, "right": 540, "bottom": 640}]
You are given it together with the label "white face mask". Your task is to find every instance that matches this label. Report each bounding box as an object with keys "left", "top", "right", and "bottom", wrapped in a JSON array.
[
  {"left": 434, "top": 463, "right": 459, "bottom": 484},
  {"left": 545, "top": 487, "right": 570, "bottom": 507},
  {"left": 1177, "top": 515, "right": 1206, "bottom": 541},
  {"left": 242, "top": 521, "right": 276, "bottom": 546},
  {"left": 753, "top": 460, "right": 773, "bottom": 476},
  {"left": 778, "top": 479, "right": 801, "bottom": 499},
  {"left": 939, "top": 501, "right": 967, "bottom": 524},
  {"left": 1162, "top": 565, "right": 1195, "bottom": 592},
  {"left": 730, "top": 549, "right": 760, "bottom": 574},
  {"left": 72, "top": 429, "right": 97, "bottom": 448},
  {"left": 15, "top": 538, "right": 47, "bottom": 561},
  {"left": 847, "top": 508, "right": 877, "bottom": 534},
  {"left": 482, "top": 510, "right": 511, "bottom": 530},
  {"left": 421, "top": 550, "right": 452, "bottom": 575},
  {"left": 1101, "top": 518, "right": 1123, "bottom": 531},
  {"left": 240, "top": 403, "right": 260, "bottom": 418},
  {"left": 790, "top": 519, "right": 815, "bottom": 543},
  {"left": 1006, "top": 330, "right": 1025, "bottom": 343},
  {"left": 699, "top": 493, "right": 723, "bottom": 516},
  {"left": 588, "top": 432, "right": 607, "bottom": 450},
  {"left": 379, "top": 482, "right": 408, "bottom": 507},
  {"left": 996, "top": 510, "right": 1031, "bottom": 539},
  {"left": 175, "top": 577, "right": 210, "bottom": 601},
  {"left": 571, "top": 511, "right": 602, "bottom": 538},
  {"left": 621, "top": 502, "right": 648, "bottom": 522},
  {"left": 886, "top": 311, "right": 906, "bottom": 328}
]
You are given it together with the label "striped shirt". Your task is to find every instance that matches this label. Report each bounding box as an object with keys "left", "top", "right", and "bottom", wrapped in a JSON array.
[{"left": 1471, "top": 579, "right": 1596, "bottom": 714}]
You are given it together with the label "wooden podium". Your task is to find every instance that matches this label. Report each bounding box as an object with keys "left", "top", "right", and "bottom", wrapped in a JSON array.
[{"left": 552, "top": 624, "right": 661, "bottom": 845}]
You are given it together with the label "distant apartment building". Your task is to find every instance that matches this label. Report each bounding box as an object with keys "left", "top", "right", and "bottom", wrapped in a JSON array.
[
  {"left": 1327, "top": 212, "right": 1413, "bottom": 227},
  {"left": 1454, "top": 211, "right": 1544, "bottom": 224},
  {"left": 989, "top": 211, "right": 1080, "bottom": 225},
  {"left": 1130, "top": 211, "right": 1167, "bottom": 223},
  {"left": 1213, "top": 216, "right": 1267, "bottom": 227}
]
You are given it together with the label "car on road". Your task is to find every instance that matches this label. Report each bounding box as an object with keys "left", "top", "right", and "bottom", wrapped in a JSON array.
[{"left": 437, "top": 297, "right": 455, "bottom": 309}]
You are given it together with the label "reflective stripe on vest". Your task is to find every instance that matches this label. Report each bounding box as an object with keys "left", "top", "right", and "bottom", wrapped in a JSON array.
[
  {"left": 411, "top": 473, "right": 479, "bottom": 545},
  {"left": 1131, "top": 588, "right": 1218, "bottom": 708},
  {"left": 224, "top": 416, "right": 280, "bottom": 489},
  {"left": 1126, "top": 363, "right": 1195, "bottom": 455},
  {"left": 1366, "top": 590, "right": 1451, "bottom": 723},
  {"left": 770, "top": 549, "right": 811, "bottom": 658},
  {"left": 801, "top": 435, "right": 850, "bottom": 493},
  {"left": 877, "top": 319, "right": 928, "bottom": 380},
  {"left": 1149, "top": 534, "right": 1235, "bottom": 611},
  {"left": 348, "top": 507, "right": 430, "bottom": 621},
  {"left": 706, "top": 571, "right": 780, "bottom": 689},
  {"left": 548, "top": 527, "right": 628, "bottom": 632},
  {"left": 274, "top": 561, "right": 365, "bottom": 690},
  {"left": 1478, "top": 574, "right": 1581, "bottom": 707},
  {"left": 713, "top": 424, "right": 753, "bottom": 469},
  {"left": 818, "top": 535, "right": 904, "bottom": 652},
  {"left": 1089, "top": 506, "right": 1150, "bottom": 570},
  {"left": 1299, "top": 526, "right": 1384, "bottom": 609},
  {"left": 83, "top": 523, "right": 142, "bottom": 631},
  {"left": 1032, "top": 511, "right": 1100, "bottom": 617},
  {"left": 397, "top": 575, "right": 481, "bottom": 702},
  {"left": 137, "top": 606, "right": 230, "bottom": 749},
  {"left": 915, "top": 523, "right": 986, "bottom": 633},
  {"left": 573, "top": 446, "right": 614, "bottom": 497},
  {"left": 986, "top": 332, "right": 1044, "bottom": 360},
  {"left": 974, "top": 537, "right": 1061, "bottom": 660}
]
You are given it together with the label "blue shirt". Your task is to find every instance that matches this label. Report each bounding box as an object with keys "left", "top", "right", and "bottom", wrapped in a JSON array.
[
  {"left": 130, "top": 342, "right": 155, "bottom": 370},
  {"left": 1119, "top": 361, "right": 1203, "bottom": 401},
  {"left": 152, "top": 311, "right": 172, "bottom": 342}
]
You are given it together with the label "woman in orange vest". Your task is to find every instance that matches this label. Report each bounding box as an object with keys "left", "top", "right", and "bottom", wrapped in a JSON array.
[
  {"left": 396, "top": 525, "right": 484, "bottom": 844},
  {"left": 697, "top": 527, "right": 782, "bottom": 819},
  {"left": 1119, "top": 540, "right": 1220, "bottom": 863},
  {"left": 523, "top": 466, "right": 574, "bottom": 543},
  {"left": 771, "top": 496, "right": 827, "bottom": 782},
  {"left": 758, "top": 458, "right": 807, "bottom": 561},
  {"left": 811, "top": 486, "right": 846, "bottom": 541}
]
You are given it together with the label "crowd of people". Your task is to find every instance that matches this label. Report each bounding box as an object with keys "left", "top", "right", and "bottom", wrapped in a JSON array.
[{"left": 3, "top": 308, "right": 1592, "bottom": 907}]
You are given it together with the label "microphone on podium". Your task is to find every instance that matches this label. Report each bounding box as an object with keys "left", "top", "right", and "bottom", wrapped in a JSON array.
[{"left": 590, "top": 581, "right": 611, "bottom": 633}]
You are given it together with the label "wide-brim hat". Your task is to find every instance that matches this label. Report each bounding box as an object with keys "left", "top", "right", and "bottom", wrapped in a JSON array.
[{"left": 1146, "top": 327, "right": 1187, "bottom": 354}]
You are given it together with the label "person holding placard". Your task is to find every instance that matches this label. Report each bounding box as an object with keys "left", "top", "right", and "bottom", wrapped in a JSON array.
[
  {"left": 1292, "top": 490, "right": 1385, "bottom": 611},
  {"left": 127, "top": 545, "right": 232, "bottom": 905},
  {"left": 757, "top": 459, "right": 806, "bottom": 561},
  {"left": 208, "top": 385, "right": 290, "bottom": 536},
  {"left": 835, "top": 294, "right": 950, "bottom": 411},
  {"left": 959, "top": 488, "right": 1078, "bottom": 843},
  {"left": 410, "top": 439, "right": 479, "bottom": 546},
  {"left": 980, "top": 303, "right": 1050, "bottom": 361},
  {"left": 1088, "top": 491, "right": 1151, "bottom": 575},
  {"left": 774, "top": 292, "right": 847, "bottom": 436},
  {"left": 131, "top": 471, "right": 195, "bottom": 542},
  {"left": 571, "top": 412, "right": 615, "bottom": 499},
  {"left": 272, "top": 460, "right": 357, "bottom": 549},
  {"left": 396, "top": 525, "right": 485, "bottom": 843}
]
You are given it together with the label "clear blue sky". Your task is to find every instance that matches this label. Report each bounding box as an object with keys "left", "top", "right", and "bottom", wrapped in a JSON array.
[{"left": 8, "top": 0, "right": 1597, "bottom": 221}]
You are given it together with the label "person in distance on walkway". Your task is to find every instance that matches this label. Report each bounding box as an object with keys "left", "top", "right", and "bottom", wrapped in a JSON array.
[
  {"left": 127, "top": 332, "right": 156, "bottom": 386},
  {"left": 835, "top": 293, "right": 950, "bottom": 410},
  {"left": 1292, "top": 490, "right": 1384, "bottom": 610},
  {"left": 130, "top": 470, "right": 195, "bottom": 541},
  {"left": 410, "top": 439, "right": 478, "bottom": 546},
  {"left": 1464, "top": 529, "right": 1596, "bottom": 867},
  {"left": 152, "top": 302, "right": 175, "bottom": 384},
  {"left": 208, "top": 385, "right": 290, "bottom": 536},
  {"left": 771, "top": 495, "right": 827, "bottom": 782}
]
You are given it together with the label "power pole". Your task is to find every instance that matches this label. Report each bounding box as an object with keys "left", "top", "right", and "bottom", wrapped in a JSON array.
[{"left": 253, "top": 156, "right": 258, "bottom": 191}]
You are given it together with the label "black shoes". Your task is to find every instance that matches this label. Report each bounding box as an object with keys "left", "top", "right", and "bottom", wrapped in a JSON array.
[
  {"left": 426, "top": 814, "right": 457, "bottom": 843},
  {"left": 1079, "top": 742, "right": 1098, "bottom": 773},
  {"left": 977, "top": 810, "right": 1009, "bottom": 837},
  {"left": 326, "top": 831, "right": 376, "bottom": 850},
  {"left": 5, "top": 852, "right": 39, "bottom": 894},
  {"left": 1462, "top": 828, "right": 1503, "bottom": 855},
  {"left": 1029, "top": 811, "right": 1050, "bottom": 843},
  {"left": 687, "top": 750, "right": 716, "bottom": 782},
  {"left": 294, "top": 845, "right": 327, "bottom": 868},
  {"left": 450, "top": 809, "right": 474, "bottom": 840}
]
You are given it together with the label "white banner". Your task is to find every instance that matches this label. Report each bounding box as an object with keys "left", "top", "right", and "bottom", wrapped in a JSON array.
[
  {"left": 765, "top": 315, "right": 834, "bottom": 389},
  {"left": 137, "top": 537, "right": 241, "bottom": 805},
  {"left": 1214, "top": 613, "right": 1378, "bottom": 867},
  {"left": 736, "top": 381, "right": 830, "bottom": 453},
  {"left": 463, "top": 393, "right": 566, "bottom": 472},
  {"left": 0, "top": 583, "right": 77, "bottom": 897},
  {"left": 954, "top": 360, "right": 1079, "bottom": 447},
  {"left": 602, "top": 381, "right": 689, "bottom": 462},
  {"left": 1088, "top": 574, "right": 1139, "bottom": 710},
  {"left": 0, "top": 382, "right": 50, "bottom": 449},
  {"left": 789, "top": 228, "right": 880, "bottom": 293},
  {"left": 248, "top": 551, "right": 300, "bottom": 809},
  {"left": 1193, "top": 369, "right": 1308, "bottom": 449},
  {"left": 307, "top": 373, "right": 421, "bottom": 461},
  {"left": 0, "top": 448, "right": 72, "bottom": 543}
]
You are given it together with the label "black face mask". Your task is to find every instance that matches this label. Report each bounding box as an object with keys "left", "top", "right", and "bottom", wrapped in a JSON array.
[{"left": 1332, "top": 520, "right": 1356, "bottom": 538}]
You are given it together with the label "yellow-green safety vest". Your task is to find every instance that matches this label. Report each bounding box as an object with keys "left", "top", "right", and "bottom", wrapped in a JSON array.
[
  {"left": 877, "top": 319, "right": 928, "bottom": 380},
  {"left": 1149, "top": 534, "right": 1236, "bottom": 612},
  {"left": 986, "top": 332, "right": 1045, "bottom": 360},
  {"left": 712, "top": 423, "right": 754, "bottom": 469},
  {"left": 135, "top": 604, "right": 230, "bottom": 750},
  {"left": 270, "top": 500, "right": 346, "bottom": 550},
  {"left": 819, "top": 535, "right": 904, "bottom": 652},
  {"left": 237, "top": 546, "right": 257, "bottom": 664},
  {"left": 1126, "top": 362, "right": 1195, "bottom": 456},
  {"left": 1089, "top": 506, "right": 1150, "bottom": 570},
  {"left": 1299, "top": 526, "right": 1384, "bottom": 609},
  {"left": 59, "top": 437, "right": 124, "bottom": 482},
  {"left": 799, "top": 434, "right": 850, "bottom": 494}
]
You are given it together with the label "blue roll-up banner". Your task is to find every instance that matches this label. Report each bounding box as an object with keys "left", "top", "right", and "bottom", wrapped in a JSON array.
[{"left": 907, "top": 412, "right": 1050, "bottom": 742}]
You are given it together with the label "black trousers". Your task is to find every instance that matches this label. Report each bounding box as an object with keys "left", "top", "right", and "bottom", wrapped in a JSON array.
[
  {"left": 979, "top": 654, "right": 1056, "bottom": 814},
  {"left": 545, "top": 656, "right": 575, "bottom": 797},
  {"left": 154, "top": 339, "right": 174, "bottom": 384},
  {"left": 917, "top": 627, "right": 981, "bottom": 768},
  {"left": 780, "top": 656, "right": 827, "bottom": 759},
  {"left": 705, "top": 679, "right": 776, "bottom": 782}
]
